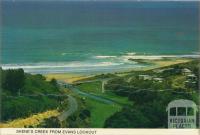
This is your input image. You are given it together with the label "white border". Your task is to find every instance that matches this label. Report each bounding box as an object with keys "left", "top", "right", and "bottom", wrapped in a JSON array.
[{"left": 0, "top": 128, "right": 199, "bottom": 135}]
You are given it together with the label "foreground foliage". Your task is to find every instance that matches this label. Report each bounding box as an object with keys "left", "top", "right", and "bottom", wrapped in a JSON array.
[{"left": 1, "top": 68, "right": 62, "bottom": 122}]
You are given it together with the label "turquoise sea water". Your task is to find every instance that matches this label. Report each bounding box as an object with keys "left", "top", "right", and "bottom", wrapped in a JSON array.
[{"left": 1, "top": 1, "right": 199, "bottom": 73}]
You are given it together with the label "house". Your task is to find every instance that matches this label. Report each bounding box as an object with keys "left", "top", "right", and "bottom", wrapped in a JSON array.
[
  {"left": 127, "top": 77, "right": 134, "bottom": 83},
  {"left": 186, "top": 74, "right": 197, "bottom": 81},
  {"left": 185, "top": 80, "right": 197, "bottom": 88},
  {"left": 185, "top": 74, "right": 197, "bottom": 88},
  {"left": 153, "top": 77, "right": 164, "bottom": 83},
  {"left": 138, "top": 75, "right": 152, "bottom": 80},
  {"left": 182, "top": 68, "right": 192, "bottom": 75}
]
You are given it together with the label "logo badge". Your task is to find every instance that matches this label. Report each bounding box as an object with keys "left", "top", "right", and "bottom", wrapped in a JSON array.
[{"left": 166, "top": 99, "right": 198, "bottom": 128}]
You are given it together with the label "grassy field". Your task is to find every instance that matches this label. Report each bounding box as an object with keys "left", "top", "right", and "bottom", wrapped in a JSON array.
[
  {"left": 77, "top": 81, "right": 103, "bottom": 95},
  {"left": 74, "top": 81, "right": 131, "bottom": 127},
  {"left": 76, "top": 81, "right": 131, "bottom": 105},
  {"left": 84, "top": 98, "right": 121, "bottom": 127},
  {"left": 0, "top": 110, "right": 59, "bottom": 128},
  {"left": 61, "top": 86, "right": 122, "bottom": 128}
]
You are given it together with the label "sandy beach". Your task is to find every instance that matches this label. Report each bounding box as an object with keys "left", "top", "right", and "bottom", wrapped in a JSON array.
[
  {"left": 45, "top": 73, "right": 92, "bottom": 83},
  {"left": 45, "top": 58, "right": 192, "bottom": 83}
]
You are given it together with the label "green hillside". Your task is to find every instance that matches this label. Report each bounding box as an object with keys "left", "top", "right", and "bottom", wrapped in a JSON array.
[{"left": 0, "top": 68, "right": 63, "bottom": 122}]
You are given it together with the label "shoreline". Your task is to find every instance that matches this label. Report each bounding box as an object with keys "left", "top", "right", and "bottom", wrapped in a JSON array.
[{"left": 44, "top": 58, "right": 193, "bottom": 83}]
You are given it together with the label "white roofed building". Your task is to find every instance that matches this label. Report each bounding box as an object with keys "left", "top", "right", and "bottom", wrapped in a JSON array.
[
  {"left": 138, "top": 75, "right": 152, "bottom": 80},
  {"left": 182, "top": 68, "right": 192, "bottom": 75}
]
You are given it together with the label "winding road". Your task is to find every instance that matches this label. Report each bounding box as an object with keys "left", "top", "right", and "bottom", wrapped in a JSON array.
[
  {"left": 56, "top": 80, "right": 116, "bottom": 122},
  {"left": 58, "top": 95, "right": 78, "bottom": 122}
]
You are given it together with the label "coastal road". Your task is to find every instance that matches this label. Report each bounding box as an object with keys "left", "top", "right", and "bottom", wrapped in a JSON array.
[
  {"left": 58, "top": 80, "right": 115, "bottom": 105},
  {"left": 58, "top": 95, "right": 78, "bottom": 122},
  {"left": 73, "top": 78, "right": 113, "bottom": 93}
]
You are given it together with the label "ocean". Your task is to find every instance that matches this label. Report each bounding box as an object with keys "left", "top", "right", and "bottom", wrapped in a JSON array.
[{"left": 1, "top": 1, "right": 199, "bottom": 74}]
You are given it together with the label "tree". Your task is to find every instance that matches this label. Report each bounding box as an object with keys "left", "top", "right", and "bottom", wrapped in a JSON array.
[
  {"left": 79, "top": 109, "right": 91, "bottom": 120},
  {"left": 3, "top": 69, "right": 25, "bottom": 95},
  {"left": 40, "top": 116, "right": 61, "bottom": 128},
  {"left": 128, "top": 91, "right": 157, "bottom": 104},
  {"left": 50, "top": 78, "right": 58, "bottom": 90},
  {"left": 104, "top": 107, "right": 151, "bottom": 128},
  {"left": 0, "top": 67, "right": 3, "bottom": 89}
]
